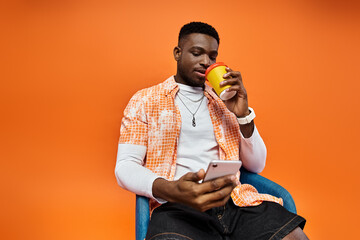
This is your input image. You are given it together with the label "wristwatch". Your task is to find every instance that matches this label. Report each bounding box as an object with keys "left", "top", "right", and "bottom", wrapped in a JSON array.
[{"left": 237, "top": 107, "right": 256, "bottom": 125}]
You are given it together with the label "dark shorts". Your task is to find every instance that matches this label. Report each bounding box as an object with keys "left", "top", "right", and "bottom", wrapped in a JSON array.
[{"left": 146, "top": 200, "right": 306, "bottom": 240}]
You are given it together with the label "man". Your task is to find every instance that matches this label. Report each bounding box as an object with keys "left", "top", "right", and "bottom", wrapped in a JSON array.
[{"left": 115, "top": 22, "right": 307, "bottom": 239}]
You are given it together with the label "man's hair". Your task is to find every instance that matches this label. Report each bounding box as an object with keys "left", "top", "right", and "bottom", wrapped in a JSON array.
[{"left": 178, "top": 22, "right": 220, "bottom": 45}]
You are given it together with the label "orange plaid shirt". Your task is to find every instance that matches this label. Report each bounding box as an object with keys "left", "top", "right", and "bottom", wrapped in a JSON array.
[{"left": 119, "top": 76, "right": 283, "bottom": 212}]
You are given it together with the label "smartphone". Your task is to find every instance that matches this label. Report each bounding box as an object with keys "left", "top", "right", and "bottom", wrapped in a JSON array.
[{"left": 202, "top": 160, "right": 242, "bottom": 182}]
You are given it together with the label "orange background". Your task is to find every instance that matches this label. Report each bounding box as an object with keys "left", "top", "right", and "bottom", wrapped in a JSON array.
[{"left": 1, "top": 0, "right": 359, "bottom": 239}]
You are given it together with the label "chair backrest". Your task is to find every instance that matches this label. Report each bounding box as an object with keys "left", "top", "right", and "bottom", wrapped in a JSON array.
[{"left": 135, "top": 168, "right": 297, "bottom": 240}]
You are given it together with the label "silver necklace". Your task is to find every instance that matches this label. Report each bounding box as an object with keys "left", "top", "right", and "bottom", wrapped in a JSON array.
[
  {"left": 178, "top": 91, "right": 205, "bottom": 102},
  {"left": 177, "top": 93, "right": 205, "bottom": 127}
]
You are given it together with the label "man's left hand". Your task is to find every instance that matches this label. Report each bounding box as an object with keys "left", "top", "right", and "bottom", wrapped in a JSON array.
[{"left": 220, "top": 67, "right": 249, "bottom": 117}]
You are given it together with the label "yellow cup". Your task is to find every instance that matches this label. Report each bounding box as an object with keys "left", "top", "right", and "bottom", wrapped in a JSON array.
[{"left": 205, "top": 62, "right": 236, "bottom": 100}]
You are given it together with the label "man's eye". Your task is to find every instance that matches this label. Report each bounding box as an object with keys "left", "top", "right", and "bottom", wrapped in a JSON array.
[{"left": 192, "top": 52, "right": 200, "bottom": 56}]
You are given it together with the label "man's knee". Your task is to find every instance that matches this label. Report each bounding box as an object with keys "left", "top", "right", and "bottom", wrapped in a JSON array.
[
  {"left": 146, "top": 232, "right": 194, "bottom": 240},
  {"left": 282, "top": 227, "right": 309, "bottom": 240}
]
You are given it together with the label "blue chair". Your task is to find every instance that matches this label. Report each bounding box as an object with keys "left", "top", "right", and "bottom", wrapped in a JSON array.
[{"left": 135, "top": 168, "right": 297, "bottom": 240}]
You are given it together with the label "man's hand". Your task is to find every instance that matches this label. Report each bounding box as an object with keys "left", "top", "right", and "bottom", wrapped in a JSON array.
[
  {"left": 220, "top": 67, "right": 249, "bottom": 117},
  {"left": 219, "top": 67, "right": 254, "bottom": 137},
  {"left": 152, "top": 169, "right": 239, "bottom": 212}
]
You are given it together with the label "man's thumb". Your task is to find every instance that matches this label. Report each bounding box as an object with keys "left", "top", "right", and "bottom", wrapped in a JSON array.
[{"left": 183, "top": 169, "right": 205, "bottom": 182}]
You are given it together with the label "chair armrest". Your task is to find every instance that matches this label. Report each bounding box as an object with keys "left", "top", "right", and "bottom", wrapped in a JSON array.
[{"left": 136, "top": 195, "right": 150, "bottom": 240}]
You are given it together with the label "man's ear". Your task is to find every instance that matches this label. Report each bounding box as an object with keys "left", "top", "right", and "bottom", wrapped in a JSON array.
[{"left": 173, "top": 46, "right": 181, "bottom": 61}]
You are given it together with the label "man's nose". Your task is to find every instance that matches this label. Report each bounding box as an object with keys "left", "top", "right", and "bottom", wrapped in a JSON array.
[{"left": 200, "top": 55, "right": 211, "bottom": 68}]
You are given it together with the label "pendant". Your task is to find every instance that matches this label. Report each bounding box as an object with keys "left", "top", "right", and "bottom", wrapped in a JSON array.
[{"left": 192, "top": 116, "right": 196, "bottom": 127}]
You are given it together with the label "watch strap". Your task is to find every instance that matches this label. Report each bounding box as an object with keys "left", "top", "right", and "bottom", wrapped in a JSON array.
[{"left": 237, "top": 107, "right": 256, "bottom": 125}]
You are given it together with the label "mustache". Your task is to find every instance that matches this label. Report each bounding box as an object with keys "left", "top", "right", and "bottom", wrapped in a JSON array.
[{"left": 194, "top": 68, "right": 206, "bottom": 74}]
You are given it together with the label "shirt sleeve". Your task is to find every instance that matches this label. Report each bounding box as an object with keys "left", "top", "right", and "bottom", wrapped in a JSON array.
[
  {"left": 239, "top": 125, "right": 267, "bottom": 173},
  {"left": 114, "top": 143, "right": 167, "bottom": 204},
  {"left": 119, "top": 91, "right": 148, "bottom": 146}
]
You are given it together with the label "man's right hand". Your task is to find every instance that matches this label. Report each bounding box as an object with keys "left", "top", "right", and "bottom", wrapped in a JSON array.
[{"left": 152, "top": 169, "right": 239, "bottom": 212}]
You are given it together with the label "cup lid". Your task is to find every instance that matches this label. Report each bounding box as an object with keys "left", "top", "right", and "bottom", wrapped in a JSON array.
[{"left": 205, "top": 62, "right": 227, "bottom": 76}]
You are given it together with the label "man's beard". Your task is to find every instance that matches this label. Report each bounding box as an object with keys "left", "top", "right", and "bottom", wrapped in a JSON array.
[{"left": 178, "top": 66, "right": 204, "bottom": 87}]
